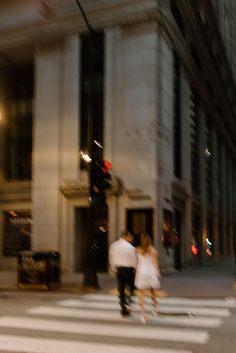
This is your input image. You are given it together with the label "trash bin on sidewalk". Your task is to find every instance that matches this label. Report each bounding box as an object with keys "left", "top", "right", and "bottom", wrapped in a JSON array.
[{"left": 17, "top": 250, "right": 61, "bottom": 290}]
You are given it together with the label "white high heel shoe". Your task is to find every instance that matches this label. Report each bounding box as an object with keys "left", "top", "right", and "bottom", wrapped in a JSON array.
[{"left": 141, "top": 314, "right": 147, "bottom": 324}]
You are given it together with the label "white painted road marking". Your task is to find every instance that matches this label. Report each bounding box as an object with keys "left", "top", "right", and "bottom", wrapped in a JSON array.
[
  {"left": 27, "top": 306, "right": 223, "bottom": 328},
  {"left": 83, "top": 294, "right": 236, "bottom": 308},
  {"left": 0, "top": 316, "right": 209, "bottom": 344},
  {"left": 0, "top": 335, "right": 193, "bottom": 353},
  {"left": 57, "top": 299, "right": 231, "bottom": 317},
  {"left": 0, "top": 294, "right": 233, "bottom": 353}
]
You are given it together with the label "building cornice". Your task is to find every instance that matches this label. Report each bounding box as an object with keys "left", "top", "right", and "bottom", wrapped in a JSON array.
[
  {"left": 60, "top": 177, "right": 124, "bottom": 199},
  {"left": 125, "top": 189, "right": 152, "bottom": 201},
  {"left": 0, "top": 181, "right": 31, "bottom": 203},
  {"left": 0, "top": 0, "right": 157, "bottom": 51},
  {"left": 60, "top": 184, "right": 88, "bottom": 199}
]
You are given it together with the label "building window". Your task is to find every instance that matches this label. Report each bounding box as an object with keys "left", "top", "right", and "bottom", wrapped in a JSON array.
[
  {"left": 80, "top": 31, "right": 104, "bottom": 168},
  {"left": 206, "top": 216, "right": 213, "bottom": 257},
  {"left": 205, "top": 120, "right": 212, "bottom": 204},
  {"left": 217, "top": 136, "right": 223, "bottom": 211},
  {"left": 3, "top": 211, "right": 32, "bottom": 256},
  {"left": 126, "top": 208, "right": 153, "bottom": 247},
  {"left": 5, "top": 62, "right": 33, "bottom": 180},
  {"left": 191, "top": 211, "right": 200, "bottom": 257},
  {"left": 218, "top": 219, "right": 223, "bottom": 257},
  {"left": 162, "top": 209, "right": 173, "bottom": 253},
  {"left": 190, "top": 90, "right": 200, "bottom": 196},
  {"left": 173, "top": 51, "right": 181, "bottom": 179},
  {"left": 225, "top": 151, "right": 230, "bottom": 218}
]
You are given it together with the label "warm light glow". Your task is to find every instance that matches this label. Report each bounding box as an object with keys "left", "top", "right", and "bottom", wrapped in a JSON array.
[
  {"left": 80, "top": 151, "right": 92, "bottom": 163},
  {"left": 206, "top": 238, "right": 212, "bottom": 246},
  {"left": 94, "top": 140, "right": 103, "bottom": 148},
  {"left": 101, "top": 160, "right": 112, "bottom": 172},
  {"left": 206, "top": 248, "right": 213, "bottom": 256},
  {"left": 9, "top": 211, "right": 17, "bottom": 217},
  {"left": 205, "top": 237, "right": 213, "bottom": 256},
  {"left": 191, "top": 244, "right": 198, "bottom": 255},
  {"left": 205, "top": 147, "right": 211, "bottom": 157}
]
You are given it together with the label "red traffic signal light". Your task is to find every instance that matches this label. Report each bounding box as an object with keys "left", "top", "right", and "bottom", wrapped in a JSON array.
[
  {"left": 101, "top": 160, "right": 112, "bottom": 173},
  {"left": 92, "top": 159, "right": 112, "bottom": 192}
]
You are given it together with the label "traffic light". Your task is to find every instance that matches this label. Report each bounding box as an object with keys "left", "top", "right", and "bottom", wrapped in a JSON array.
[
  {"left": 89, "top": 192, "right": 106, "bottom": 207},
  {"left": 92, "top": 159, "right": 112, "bottom": 192}
]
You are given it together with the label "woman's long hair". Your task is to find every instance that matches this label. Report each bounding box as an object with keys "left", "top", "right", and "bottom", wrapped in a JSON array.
[{"left": 140, "top": 232, "right": 151, "bottom": 255}]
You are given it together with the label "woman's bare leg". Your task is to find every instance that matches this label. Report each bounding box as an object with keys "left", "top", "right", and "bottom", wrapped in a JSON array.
[
  {"left": 139, "top": 289, "right": 147, "bottom": 323},
  {"left": 150, "top": 288, "right": 158, "bottom": 315}
]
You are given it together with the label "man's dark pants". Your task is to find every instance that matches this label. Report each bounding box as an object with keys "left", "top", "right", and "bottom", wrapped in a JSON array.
[{"left": 116, "top": 267, "right": 135, "bottom": 314}]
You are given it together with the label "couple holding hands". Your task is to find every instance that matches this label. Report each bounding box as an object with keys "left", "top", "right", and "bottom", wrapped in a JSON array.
[{"left": 109, "top": 231, "right": 161, "bottom": 324}]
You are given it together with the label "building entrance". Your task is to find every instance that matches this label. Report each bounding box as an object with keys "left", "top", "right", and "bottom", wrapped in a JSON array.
[
  {"left": 126, "top": 208, "right": 153, "bottom": 247},
  {"left": 173, "top": 209, "right": 182, "bottom": 270}
]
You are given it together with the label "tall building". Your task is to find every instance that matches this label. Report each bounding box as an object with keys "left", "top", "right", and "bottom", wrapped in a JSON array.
[{"left": 0, "top": 0, "right": 235, "bottom": 274}]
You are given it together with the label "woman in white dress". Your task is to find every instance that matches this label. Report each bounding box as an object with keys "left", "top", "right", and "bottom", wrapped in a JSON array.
[{"left": 135, "top": 233, "right": 161, "bottom": 323}]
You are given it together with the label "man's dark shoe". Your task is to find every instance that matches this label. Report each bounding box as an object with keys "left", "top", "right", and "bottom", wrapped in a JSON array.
[{"left": 120, "top": 309, "right": 130, "bottom": 317}]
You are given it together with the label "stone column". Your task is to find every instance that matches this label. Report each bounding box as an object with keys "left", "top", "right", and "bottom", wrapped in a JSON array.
[
  {"left": 0, "top": 64, "right": 8, "bottom": 181},
  {"left": 228, "top": 157, "right": 233, "bottom": 256},
  {"left": 104, "top": 27, "right": 121, "bottom": 165},
  {"left": 104, "top": 27, "right": 122, "bottom": 257},
  {"left": 61, "top": 35, "right": 79, "bottom": 182},
  {"left": 181, "top": 76, "right": 192, "bottom": 266},
  {"left": 199, "top": 110, "right": 207, "bottom": 263},
  {"left": 233, "top": 166, "right": 236, "bottom": 260},
  {"left": 59, "top": 35, "right": 80, "bottom": 271},
  {"left": 211, "top": 130, "right": 219, "bottom": 260},
  {"left": 32, "top": 43, "right": 63, "bottom": 251},
  {"left": 220, "top": 143, "right": 227, "bottom": 257},
  {"left": 225, "top": 152, "right": 230, "bottom": 255},
  {"left": 156, "top": 33, "right": 174, "bottom": 272}
]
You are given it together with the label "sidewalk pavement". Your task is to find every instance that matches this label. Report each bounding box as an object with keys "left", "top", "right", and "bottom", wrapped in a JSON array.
[{"left": 0, "top": 259, "right": 235, "bottom": 298}]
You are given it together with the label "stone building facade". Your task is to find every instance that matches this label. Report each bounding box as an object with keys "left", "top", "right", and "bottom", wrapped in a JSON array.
[{"left": 0, "top": 0, "right": 235, "bottom": 274}]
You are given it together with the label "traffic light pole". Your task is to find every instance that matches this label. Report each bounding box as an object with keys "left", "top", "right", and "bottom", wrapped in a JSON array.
[
  {"left": 83, "top": 160, "right": 99, "bottom": 288},
  {"left": 83, "top": 48, "right": 100, "bottom": 288},
  {"left": 75, "top": 0, "right": 99, "bottom": 289}
]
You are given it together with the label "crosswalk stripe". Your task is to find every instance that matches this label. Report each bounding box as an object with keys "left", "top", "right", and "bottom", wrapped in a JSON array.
[
  {"left": 0, "top": 335, "right": 192, "bottom": 353},
  {"left": 83, "top": 294, "right": 236, "bottom": 308},
  {"left": 159, "top": 297, "right": 236, "bottom": 308},
  {"left": 57, "top": 299, "right": 231, "bottom": 317},
  {"left": 0, "top": 316, "right": 209, "bottom": 344},
  {"left": 27, "top": 306, "right": 223, "bottom": 328}
]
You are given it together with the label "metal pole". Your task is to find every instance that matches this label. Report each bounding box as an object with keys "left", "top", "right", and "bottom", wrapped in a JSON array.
[
  {"left": 75, "top": 0, "right": 99, "bottom": 288},
  {"left": 75, "top": 0, "right": 94, "bottom": 34}
]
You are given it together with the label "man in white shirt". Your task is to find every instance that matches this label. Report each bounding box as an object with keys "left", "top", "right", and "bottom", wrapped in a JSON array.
[{"left": 109, "top": 231, "right": 137, "bottom": 316}]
